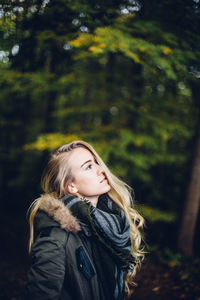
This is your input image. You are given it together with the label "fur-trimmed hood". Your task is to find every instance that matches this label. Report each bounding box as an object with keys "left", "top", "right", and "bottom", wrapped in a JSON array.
[{"left": 36, "top": 193, "right": 81, "bottom": 233}]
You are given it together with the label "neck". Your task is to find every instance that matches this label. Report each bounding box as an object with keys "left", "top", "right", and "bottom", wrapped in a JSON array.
[
  {"left": 86, "top": 196, "right": 98, "bottom": 207},
  {"left": 76, "top": 193, "right": 98, "bottom": 207}
]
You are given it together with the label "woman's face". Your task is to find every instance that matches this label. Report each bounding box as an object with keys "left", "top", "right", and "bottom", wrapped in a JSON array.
[{"left": 67, "top": 147, "right": 111, "bottom": 203}]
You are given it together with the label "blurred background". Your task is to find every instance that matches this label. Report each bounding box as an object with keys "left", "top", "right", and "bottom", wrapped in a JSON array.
[{"left": 0, "top": 0, "right": 200, "bottom": 299}]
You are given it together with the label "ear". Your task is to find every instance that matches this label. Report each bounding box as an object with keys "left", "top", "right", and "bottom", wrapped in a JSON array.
[{"left": 67, "top": 181, "right": 78, "bottom": 195}]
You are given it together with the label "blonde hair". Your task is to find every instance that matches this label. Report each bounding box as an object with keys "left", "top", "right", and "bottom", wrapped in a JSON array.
[{"left": 28, "top": 140, "right": 144, "bottom": 296}]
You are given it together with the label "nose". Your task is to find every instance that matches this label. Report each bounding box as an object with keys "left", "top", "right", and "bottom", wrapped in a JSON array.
[{"left": 97, "top": 164, "right": 103, "bottom": 176}]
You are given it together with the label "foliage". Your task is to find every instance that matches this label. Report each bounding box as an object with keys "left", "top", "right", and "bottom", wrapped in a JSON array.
[
  {"left": 0, "top": 0, "right": 199, "bottom": 254},
  {"left": 25, "top": 133, "right": 80, "bottom": 151},
  {"left": 69, "top": 18, "right": 193, "bottom": 80},
  {"left": 135, "top": 204, "right": 176, "bottom": 223}
]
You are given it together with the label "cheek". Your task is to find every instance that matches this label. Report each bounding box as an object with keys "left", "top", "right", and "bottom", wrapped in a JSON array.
[
  {"left": 78, "top": 175, "right": 99, "bottom": 190},
  {"left": 74, "top": 173, "right": 101, "bottom": 194},
  {"left": 75, "top": 173, "right": 95, "bottom": 189}
]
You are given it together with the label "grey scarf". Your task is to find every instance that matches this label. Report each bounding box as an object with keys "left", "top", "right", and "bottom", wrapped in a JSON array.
[{"left": 61, "top": 193, "right": 136, "bottom": 271}]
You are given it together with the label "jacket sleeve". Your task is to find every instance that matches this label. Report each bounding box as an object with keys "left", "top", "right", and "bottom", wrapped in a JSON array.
[{"left": 23, "top": 234, "right": 67, "bottom": 300}]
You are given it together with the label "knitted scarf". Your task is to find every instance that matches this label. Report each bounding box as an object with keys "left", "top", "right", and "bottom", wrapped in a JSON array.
[
  {"left": 61, "top": 193, "right": 136, "bottom": 271},
  {"left": 61, "top": 193, "right": 136, "bottom": 299}
]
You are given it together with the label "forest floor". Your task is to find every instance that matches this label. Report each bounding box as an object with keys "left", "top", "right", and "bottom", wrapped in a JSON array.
[
  {"left": 130, "top": 260, "right": 200, "bottom": 300},
  {"left": 0, "top": 212, "right": 200, "bottom": 300}
]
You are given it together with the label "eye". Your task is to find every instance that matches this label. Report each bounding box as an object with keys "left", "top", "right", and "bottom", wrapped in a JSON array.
[
  {"left": 95, "top": 159, "right": 99, "bottom": 165},
  {"left": 86, "top": 164, "right": 92, "bottom": 170}
]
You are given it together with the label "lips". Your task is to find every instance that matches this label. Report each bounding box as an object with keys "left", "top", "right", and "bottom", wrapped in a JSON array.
[{"left": 100, "top": 177, "right": 107, "bottom": 183}]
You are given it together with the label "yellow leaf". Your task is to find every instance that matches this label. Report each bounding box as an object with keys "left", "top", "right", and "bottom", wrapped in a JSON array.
[
  {"left": 162, "top": 47, "right": 172, "bottom": 55},
  {"left": 135, "top": 139, "right": 143, "bottom": 147},
  {"left": 93, "top": 36, "right": 101, "bottom": 42},
  {"left": 89, "top": 46, "right": 104, "bottom": 54},
  {"left": 152, "top": 286, "right": 160, "bottom": 292},
  {"left": 98, "top": 43, "right": 106, "bottom": 48},
  {"left": 139, "top": 46, "right": 147, "bottom": 52},
  {"left": 70, "top": 37, "right": 84, "bottom": 47},
  {"left": 168, "top": 260, "right": 176, "bottom": 268}
]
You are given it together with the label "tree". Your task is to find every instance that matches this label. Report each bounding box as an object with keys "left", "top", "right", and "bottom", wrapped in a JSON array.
[
  {"left": 0, "top": 0, "right": 199, "bottom": 256},
  {"left": 139, "top": 0, "right": 200, "bottom": 256}
]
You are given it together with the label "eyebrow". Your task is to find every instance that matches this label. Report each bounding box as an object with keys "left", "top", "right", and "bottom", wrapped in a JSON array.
[{"left": 81, "top": 159, "right": 92, "bottom": 168}]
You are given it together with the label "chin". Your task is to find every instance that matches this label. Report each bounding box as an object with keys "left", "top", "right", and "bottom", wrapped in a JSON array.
[{"left": 104, "top": 185, "right": 111, "bottom": 193}]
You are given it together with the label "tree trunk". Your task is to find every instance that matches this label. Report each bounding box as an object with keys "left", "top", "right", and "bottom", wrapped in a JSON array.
[{"left": 177, "top": 120, "right": 200, "bottom": 256}]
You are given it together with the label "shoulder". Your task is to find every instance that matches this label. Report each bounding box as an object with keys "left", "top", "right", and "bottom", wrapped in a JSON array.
[
  {"left": 34, "top": 193, "right": 81, "bottom": 233},
  {"left": 32, "top": 211, "right": 70, "bottom": 252}
]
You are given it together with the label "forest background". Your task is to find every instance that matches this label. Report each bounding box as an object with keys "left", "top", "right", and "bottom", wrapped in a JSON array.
[{"left": 0, "top": 0, "right": 200, "bottom": 299}]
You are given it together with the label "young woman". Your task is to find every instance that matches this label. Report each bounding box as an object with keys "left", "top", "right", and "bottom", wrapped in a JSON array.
[{"left": 23, "top": 140, "right": 144, "bottom": 300}]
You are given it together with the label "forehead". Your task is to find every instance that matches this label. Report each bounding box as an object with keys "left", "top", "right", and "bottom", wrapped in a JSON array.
[{"left": 69, "top": 147, "right": 94, "bottom": 169}]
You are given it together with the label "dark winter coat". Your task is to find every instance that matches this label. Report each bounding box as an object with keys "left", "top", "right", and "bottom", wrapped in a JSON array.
[{"left": 23, "top": 193, "right": 126, "bottom": 300}]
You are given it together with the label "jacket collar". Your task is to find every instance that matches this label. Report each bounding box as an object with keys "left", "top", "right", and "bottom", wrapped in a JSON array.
[{"left": 37, "top": 193, "right": 81, "bottom": 233}]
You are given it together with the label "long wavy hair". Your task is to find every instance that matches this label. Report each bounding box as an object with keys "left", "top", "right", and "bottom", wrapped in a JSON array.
[{"left": 28, "top": 140, "right": 145, "bottom": 296}]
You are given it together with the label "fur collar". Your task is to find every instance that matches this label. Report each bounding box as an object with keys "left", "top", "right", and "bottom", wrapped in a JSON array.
[{"left": 38, "top": 193, "right": 81, "bottom": 233}]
